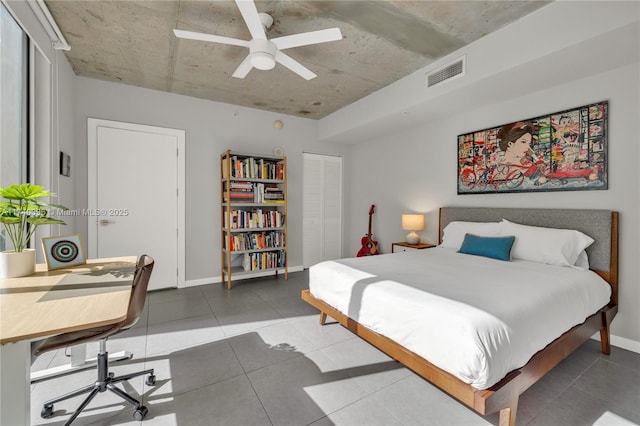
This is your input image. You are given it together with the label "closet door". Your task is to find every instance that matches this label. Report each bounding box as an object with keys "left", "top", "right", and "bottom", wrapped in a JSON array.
[{"left": 303, "top": 153, "right": 343, "bottom": 268}]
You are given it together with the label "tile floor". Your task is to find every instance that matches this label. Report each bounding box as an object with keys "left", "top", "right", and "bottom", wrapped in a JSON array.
[{"left": 30, "top": 271, "right": 640, "bottom": 426}]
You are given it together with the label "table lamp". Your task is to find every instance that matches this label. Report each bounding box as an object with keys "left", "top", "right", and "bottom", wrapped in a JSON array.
[{"left": 402, "top": 214, "right": 424, "bottom": 244}]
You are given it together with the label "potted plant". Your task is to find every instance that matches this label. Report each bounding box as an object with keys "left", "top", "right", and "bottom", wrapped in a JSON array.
[{"left": 0, "top": 183, "right": 67, "bottom": 278}]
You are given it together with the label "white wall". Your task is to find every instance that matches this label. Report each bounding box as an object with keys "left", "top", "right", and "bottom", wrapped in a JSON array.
[
  {"left": 73, "top": 78, "right": 351, "bottom": 282},
  {"left": 54, "top": 51, "right": 77, "bottom": 234},
  {"left": 348, "top": 64, "right": 640, "bottom": 348}
]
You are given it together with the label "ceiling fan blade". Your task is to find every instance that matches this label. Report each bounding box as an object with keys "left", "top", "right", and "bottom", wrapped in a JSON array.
[
  {"left": 235, "top": 0, "right": 266, "bottom": 40},
  {"left": 232, "top": 54, "right": 254, "bottom": 79},
  {"left": 173, "top": 29, "right": 249, "bottom": 48},
  {"left": 271, "top": 28, "right": 343, "bottom": 50},
  {"left": 275, "top": 51, "right": 316, "bottom": 80}
]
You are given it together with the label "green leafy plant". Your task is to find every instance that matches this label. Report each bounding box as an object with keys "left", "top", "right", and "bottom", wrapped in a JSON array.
[{"left": 0, "top": 183, "right": 68, "bottom": 252}]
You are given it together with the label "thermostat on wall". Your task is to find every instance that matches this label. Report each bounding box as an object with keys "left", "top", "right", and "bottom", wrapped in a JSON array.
[{"left": 273, "top": 146, "right": 284, "bottom": 156}]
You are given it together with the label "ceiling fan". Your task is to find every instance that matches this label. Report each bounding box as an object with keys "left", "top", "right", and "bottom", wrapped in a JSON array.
[{"left": 173, "top": 0, "right": 343, "bottom": 80}]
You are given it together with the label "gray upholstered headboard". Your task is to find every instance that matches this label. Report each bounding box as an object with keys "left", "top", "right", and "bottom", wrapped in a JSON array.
[{"left": 439, "top": 207, "right": 616, "bottom": 274}]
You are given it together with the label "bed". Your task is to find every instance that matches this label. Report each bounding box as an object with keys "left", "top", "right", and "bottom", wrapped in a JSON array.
[{"left": 301, "top": 207, "right": 618, "bottom": 426}]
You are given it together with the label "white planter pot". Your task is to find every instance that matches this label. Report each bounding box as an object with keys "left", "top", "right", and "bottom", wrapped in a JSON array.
[{"left": 0, "top": 249, "right": 36, "bottom": 278}]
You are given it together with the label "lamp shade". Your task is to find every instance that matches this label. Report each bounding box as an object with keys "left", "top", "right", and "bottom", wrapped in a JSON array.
[{"left": 402, "top": 214, "right": 424, "bottom": 231}]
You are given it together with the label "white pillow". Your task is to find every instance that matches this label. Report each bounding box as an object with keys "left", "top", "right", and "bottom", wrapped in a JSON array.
[
  {"left": 573, "top": 250, "right": 590, "bottom": 270},
  {"left": 501, "top": 219, "right": 594, "bottom": 267},
  {"left": 440, "top": 221, "right": 503, "bottom": 250}
]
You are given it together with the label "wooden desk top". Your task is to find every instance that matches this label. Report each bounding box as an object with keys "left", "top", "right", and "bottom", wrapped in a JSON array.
[{"left": 0, "top": 256, "right": 137, "bottom": 344}]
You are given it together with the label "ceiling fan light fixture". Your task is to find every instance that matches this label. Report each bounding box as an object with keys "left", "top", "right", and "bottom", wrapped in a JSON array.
[
  {"left": 251, "top": 52, "right": 276, "bottom": 70},
  {"left": 249, "top": 38, "right": 277, "bottom": 70}
]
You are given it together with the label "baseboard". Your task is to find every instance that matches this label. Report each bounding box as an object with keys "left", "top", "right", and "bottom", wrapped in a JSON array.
[
  {"left": 185, "top": 265, "right": 305, "bottom": 288},
  {"left": 591, "top": 333, "right": 640, "bottom": 354},
  {"left": 184, "top": 277, "right": 216, "bottom": 287},
  {"left": 610, "top": 334, "right": 640, "bottom": 354}
]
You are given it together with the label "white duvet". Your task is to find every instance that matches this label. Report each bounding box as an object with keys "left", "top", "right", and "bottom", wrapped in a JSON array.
[{"left": 309, "top": 247, "right": 611, "bottom": 390}]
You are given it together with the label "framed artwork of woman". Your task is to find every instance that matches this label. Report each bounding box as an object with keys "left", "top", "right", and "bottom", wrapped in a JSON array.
[{"left": 457, "top": 101, "right": 608, "bottom": 194}]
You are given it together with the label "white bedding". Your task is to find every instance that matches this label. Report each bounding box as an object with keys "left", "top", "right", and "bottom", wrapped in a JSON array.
[{"left": 309, "top": 247, "right": 611, "bottom": 390}]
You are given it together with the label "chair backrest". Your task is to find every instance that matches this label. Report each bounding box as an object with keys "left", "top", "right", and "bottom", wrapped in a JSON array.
[
  {"left": 33, "top": 254, "right": 155, "bottom": 356},
  {"left": 120, "top": 254, "right": 154, "bottom": 330}
]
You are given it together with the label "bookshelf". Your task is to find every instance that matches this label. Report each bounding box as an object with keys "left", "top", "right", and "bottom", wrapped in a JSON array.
[{"left": 220, "top": 150, "right": 288, "bottom": 289}]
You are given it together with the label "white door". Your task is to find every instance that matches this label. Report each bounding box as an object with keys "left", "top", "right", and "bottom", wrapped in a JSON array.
[
  {"left": 88, "top": 119, "right": 185, "bottom": 290},
  {"left": 303, "top": 153, "right": 343, "bottom": 268}
]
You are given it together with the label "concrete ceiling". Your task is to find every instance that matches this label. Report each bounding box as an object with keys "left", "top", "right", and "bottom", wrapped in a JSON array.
[{"left": 45, "top": 0, "right": 550, "bottom": 119}]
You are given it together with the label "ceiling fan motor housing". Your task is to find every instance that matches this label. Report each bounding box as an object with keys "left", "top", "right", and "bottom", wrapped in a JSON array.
[{"left": 249, "top": 39, "right": 277, "bottom": 70}]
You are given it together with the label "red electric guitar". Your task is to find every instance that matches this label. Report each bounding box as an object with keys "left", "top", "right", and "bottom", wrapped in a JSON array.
[{"left": 357, "top": 204, "right": 379, "bottom": 257}]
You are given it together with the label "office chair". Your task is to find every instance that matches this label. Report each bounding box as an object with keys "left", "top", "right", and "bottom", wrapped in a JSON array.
[{"left": 35, "top": 255, "right": 156, "bottom": 425}]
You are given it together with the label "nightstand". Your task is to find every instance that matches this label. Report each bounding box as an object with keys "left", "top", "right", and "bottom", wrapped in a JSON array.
[{"left": 391, "top": 242, "right": 436, "bottom": 253}]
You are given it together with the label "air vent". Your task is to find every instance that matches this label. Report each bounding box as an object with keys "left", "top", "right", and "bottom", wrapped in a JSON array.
[{"left": 426, "top": 57, "right": 465, "bottom": 88}]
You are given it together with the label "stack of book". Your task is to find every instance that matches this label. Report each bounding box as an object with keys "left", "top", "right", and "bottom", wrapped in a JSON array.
[
  {"left": 263, "top": 185, "right": 284, "bottom": 204},
  {"left": 226, "top": 181, "right": 253, "bottom": 202}
]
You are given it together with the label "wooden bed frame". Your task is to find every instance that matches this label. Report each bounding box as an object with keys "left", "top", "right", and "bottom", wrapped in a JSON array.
[{"left": 301, "top": 208, "right": 618, "bottom": 426}]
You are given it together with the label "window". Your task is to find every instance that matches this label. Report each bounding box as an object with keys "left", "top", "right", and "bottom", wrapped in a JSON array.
[{"left": 0, "top": 4, "right": 29, "bottom": 250}]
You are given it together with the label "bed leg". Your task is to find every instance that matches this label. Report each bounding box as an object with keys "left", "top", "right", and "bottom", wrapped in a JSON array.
[
  {"left": 599, "top": 323, "right": 611, "bottom": 355},
  {"left": 498, "top": 400, "right": 518, "bottom": 426},
  {"left": 319, "top": 312, "right": 327, "bottom": 326}
]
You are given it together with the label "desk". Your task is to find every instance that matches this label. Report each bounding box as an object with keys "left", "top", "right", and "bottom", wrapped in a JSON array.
[{"left": 0, "top": 256, "right": 136, "bottom": 426}]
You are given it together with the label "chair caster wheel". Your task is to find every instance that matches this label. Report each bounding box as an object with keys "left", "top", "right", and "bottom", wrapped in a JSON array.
[
  {"left": 145, "top": 374, "right": 156, "bottom": 386},
  {"left": 41, "top": 404, "right": 54, "bottom": 419},
  {"left": 133, "top": 406, "right": 148, "bottom": 421}
]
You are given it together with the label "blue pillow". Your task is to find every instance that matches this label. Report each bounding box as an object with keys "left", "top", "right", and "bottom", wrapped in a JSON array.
[{"left": 458, "top": 233, "right": 515, "bottom": 261}]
